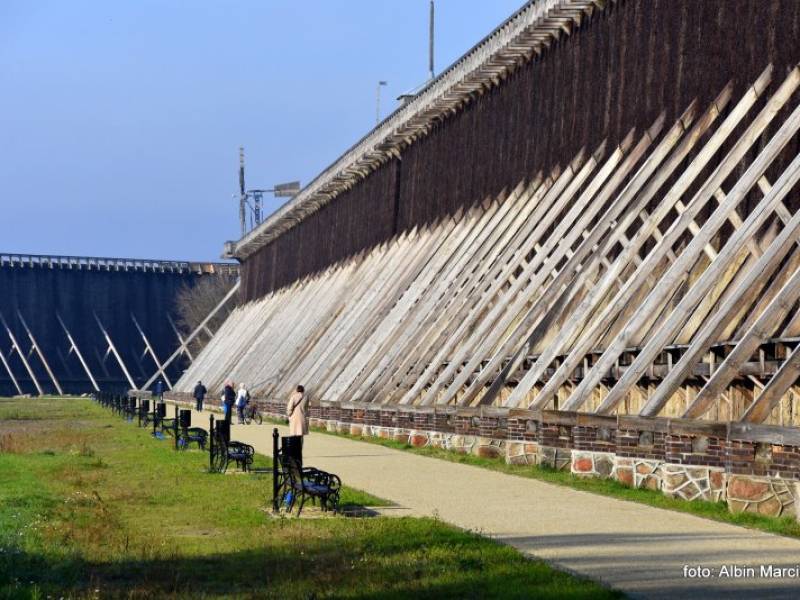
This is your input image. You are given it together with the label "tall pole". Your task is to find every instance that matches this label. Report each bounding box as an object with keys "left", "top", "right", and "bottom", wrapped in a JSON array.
[
  {"left": 239, "top": 147, "right": 246, "bottom": 237},
  {"left": 429, "top": 0, "right": 435, "bottom": 81},
  {"left": 376, "top": 81, "right": 387, "bottom": 125}
]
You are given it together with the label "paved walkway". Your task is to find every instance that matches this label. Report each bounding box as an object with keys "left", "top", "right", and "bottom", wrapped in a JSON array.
[{"left": 177, "top": 403, "right": 800, "bottom": 599}]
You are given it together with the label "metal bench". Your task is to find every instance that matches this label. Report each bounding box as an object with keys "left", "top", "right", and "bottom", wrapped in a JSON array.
[
  {"left": 209, "top": 418, "right": 254, "bottom": 473},
  {"left": 282, "top": 453, "right": 341, "bottom": 516},
  {"left": 178, "top": 427, "right": 208, "bottom": 451},
  {"left": 273, "top": 433, "right": 341, "bottom": 516}
]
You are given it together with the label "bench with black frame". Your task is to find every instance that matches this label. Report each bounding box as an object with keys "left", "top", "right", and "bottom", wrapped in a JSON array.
[
  {"left": 142, "top": 402, "right": 168, "bottom": 437},
  {"left": 208, "top": 416, "right": 254, "bottom": 473},
  {"left": 175, "top": 409, "right": 208, "bottom": 450},
  {"left": 137, "top": 399, "right": 151, "bottom": 427},
  {"left": 272, "top": 431, "right": 341, "bottom": 516},
  {"left": 123, "top": 396, "right": 138, "bottom": 421}
]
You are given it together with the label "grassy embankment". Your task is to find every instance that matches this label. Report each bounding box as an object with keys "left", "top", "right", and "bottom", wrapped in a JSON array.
[{"left": 0, "top": 397, "right": 616, "bottom": 599}]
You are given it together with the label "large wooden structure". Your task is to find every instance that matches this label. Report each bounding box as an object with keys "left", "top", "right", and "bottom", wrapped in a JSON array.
[
  {"left": 0, "top": 254, "right": 237, "bottom": 395},
  {"left": 176, "top": 0, "right": 800, "bottom": 430}
]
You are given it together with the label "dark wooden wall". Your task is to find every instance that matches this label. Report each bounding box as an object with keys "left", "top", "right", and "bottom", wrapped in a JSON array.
[
  {"left": 241, "top": 0, "right": 800, "bottom": 303},
  {"left": 0, "top": 267, "right": 202, "bottom": 395}
]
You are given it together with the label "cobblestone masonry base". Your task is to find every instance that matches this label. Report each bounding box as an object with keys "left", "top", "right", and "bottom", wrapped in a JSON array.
[{"left": 163, "top": 393, "right": 800, "bottom": 522}]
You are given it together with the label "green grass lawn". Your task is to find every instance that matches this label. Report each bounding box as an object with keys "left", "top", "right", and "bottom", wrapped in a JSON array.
[
  {"left": 0, "top": 398, "right": 616, "bottom": 599},
  {"left": 304, "top": 421, "right": 800, "bottom": 540}
]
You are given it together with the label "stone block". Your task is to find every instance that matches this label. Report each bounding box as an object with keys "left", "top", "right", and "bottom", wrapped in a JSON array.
[
  {"left": 538, "top": 446, "right": 571, "bottom": 471},
  {"left": 408, "top": 431, "right": 430, "bottom": 448},
  {"left": 596, "top": 454, "right": 614, "bottom": 477},
  {"left": 325, "top": 420, "right": 337, "bottom": 433},
  {"left": 446, "top": 435, "right": 477, "bottom": 454},
  {"left": 393, "top": 429, "right": 410, "bottom": 444},
  {"left": 474, "top": 438, "right": 504, "bottom": 460},
  {"left": 661, "top": 463, "right": 725, "bottom": 503},
  {"left": 616, "top": 467, "right": 634, "bottom": 487},
  {"left": 570, "top": 451, "right": 615, "bottom": 478},
  {"left": 613, "top": 457, "right": 664, "bottom": 491},
  {"left": 506, "top": 442, "right": 539, "bottom": 466},
  {"left": 428, "top": 432, "right": 448, "bottom": 449},
  {"left": 349, "top": 424, "right": 363, "bottom": 437},
  {"left": 573, "top": 455, "right": 594, "bottom": 474},
  {"left": 726, "top": 474, "right": 795, "bottom": 518},
  {"left": 336, "top": 421, "right": 350, "bottom": 435}
]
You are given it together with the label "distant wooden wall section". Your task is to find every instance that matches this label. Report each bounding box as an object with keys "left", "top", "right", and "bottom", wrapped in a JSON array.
[{"left": 241, "top": 0, "right": 800, "bottom": 303}]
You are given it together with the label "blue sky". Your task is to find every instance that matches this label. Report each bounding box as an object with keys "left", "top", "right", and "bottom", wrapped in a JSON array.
[{"left": 1, "top": 1, "right": 524, "bottom": 261}]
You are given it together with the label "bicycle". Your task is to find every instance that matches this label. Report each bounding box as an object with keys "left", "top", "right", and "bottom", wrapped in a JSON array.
[{"left": 243, "top": 403, "right": 263, "bottom": 425}]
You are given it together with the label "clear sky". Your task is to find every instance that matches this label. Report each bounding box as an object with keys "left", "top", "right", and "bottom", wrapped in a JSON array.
[{"left": 1, "top": 0, "right": 524, "bottom": 262}]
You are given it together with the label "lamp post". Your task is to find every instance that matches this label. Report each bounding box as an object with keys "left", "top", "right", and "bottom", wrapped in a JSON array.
[{"left": 376, "top": 80, "right": 388, "bottom": 124}]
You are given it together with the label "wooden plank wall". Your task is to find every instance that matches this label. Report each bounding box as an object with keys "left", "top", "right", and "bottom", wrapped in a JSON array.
[
  {"left": 179, "top": 68, "right": 800, "bottom": 428},
  {"left": 241, "top": 0, "right": 800, "bottom": 302}
]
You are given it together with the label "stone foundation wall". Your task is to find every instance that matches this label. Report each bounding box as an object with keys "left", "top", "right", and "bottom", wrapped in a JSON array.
[{"left": 161, "top": 392, "right": 800, "bottom": 521}]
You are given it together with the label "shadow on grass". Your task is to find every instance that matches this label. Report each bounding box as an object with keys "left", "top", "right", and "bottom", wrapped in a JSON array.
[{"left": 1, "top": 522, "right": 617, "bottom": 600}]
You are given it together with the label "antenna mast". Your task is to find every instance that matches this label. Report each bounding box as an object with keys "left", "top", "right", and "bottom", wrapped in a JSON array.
[
  {"left": 238, "top": 147, "right": 246, "bottom": 237},
  {"left": 429, "top": 0, "right": 435, "bottom": 80}
]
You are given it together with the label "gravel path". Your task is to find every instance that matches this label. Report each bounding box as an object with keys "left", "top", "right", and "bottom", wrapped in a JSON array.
[{"left": 176, "top": 403, "right": 800, "bottom": 599}]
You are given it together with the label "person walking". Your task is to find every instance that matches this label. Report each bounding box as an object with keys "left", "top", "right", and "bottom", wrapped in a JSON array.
[
  {"left": 236, "top": 383, "right": 249, "bottom": 425},
  {"left": 193, "top": 380, "right": 207, "bottom": 412},
  {"left": 222, "top": 380, "right": 235, "bottom": 424},
  {"left": 287, "top": 385, "right": 308, "bottom": 438},
  {"left": 154, "top": 379, "right": 164, "bottom": 402}
]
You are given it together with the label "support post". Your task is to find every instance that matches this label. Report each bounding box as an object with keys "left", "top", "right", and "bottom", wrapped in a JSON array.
[
  {"left": 142, "top": 281, "right": 240, "bottom": 390},
  {"left": 131, "top": 313, "right": 172, "bottom": 388},
  {"left": 167, "top": 314, "right": 194, "bottom": 362},
  {"left": 94, "top": 312, "right": 136, "bottom": 390},
  {"left": 209, "top": 414, "right": 215, "bottom": 472},
  {"left": 17, "top": 310, "right": 63, "bottom": 395},
  {"left": 0, "top": 347, "right": 22, "bottom": 396},
  {"left": 272, "top": 427, "right": 280, "bottom": 513},
  {"left": 174, "top": 405, "right": 179, "bottom": 450},
  {"left": 0, "top": 311, "right": 43, "bottom": 395}
]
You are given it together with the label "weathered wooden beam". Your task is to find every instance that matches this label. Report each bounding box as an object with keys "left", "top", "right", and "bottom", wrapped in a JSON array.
[
  {"left": 0, "top": 346, "right": 22, "bottom": 395},
  {"left": 0, "top": 311, "right": 43, "bottom": 395},
  {"left": 396, "top": 154, "right": 585, "bottom": 406},
  {"left": 602, "top": 146, "right": 800, "bottom": 415},
  {"left": 142, "top": 281, "right": 240, "bottom": 390},
  {"left": 17, "top": 311, "right": 63, "bottom": 396},
  {"left": 57, "top": 313, "right": 99, "bottom": 392},
  {"left": 501, "top": 97, "right": 715, "bottom": 408},
  {"left": 562, "top": 64, "right": 796, "bottom": 413},
  {"left": 442, "top": 126, "right": 650, "bottom": 407},
  {"left": 531, "top": 69, "right": 768, "bottom": 410},
  {"left": 641, "top": 220, "right": 800, "bottom": 417},
  {"left": 94, "top": 312, "right": 136, "bottom": 391},
  {"left": 686, "top": 267, "right": 800, "bottom": 419}
]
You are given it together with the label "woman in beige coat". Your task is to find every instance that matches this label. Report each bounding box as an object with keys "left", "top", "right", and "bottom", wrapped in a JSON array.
[{"left": 287, "top": 385, "right": 308, "bottom": 436}]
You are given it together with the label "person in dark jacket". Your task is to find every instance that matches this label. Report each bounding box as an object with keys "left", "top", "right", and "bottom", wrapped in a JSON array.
[
  {"left": 193, "top": 381, "right": 207, "bottom": 412},
  {"left": 222, "top": 380, "right": 235, "bottom": 424}
]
